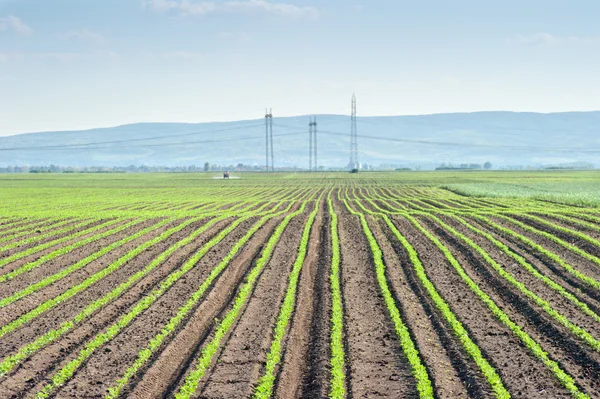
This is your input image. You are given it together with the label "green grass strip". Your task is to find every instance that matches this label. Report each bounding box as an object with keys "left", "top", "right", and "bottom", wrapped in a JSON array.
[
  {"left": 0, "top": 219, "right": 138, "bottom": 283},
  {"left": 328, "top": 193, "right": 346, "bottom": 399},
  {"left": 174, "top": 201, "right": 308, "bottom": 399},
  {"left": 343, "top": 199, "right": 435, "bottom": 398},
  {"left": 0, "top": 219, "right": 114, "bottom": 268},
  {"left": 471, "top": 214, "right": 600, "bottom": 290},
  {"left": 354, "top": 200, "right": 509, "bottom": 398},
  {"left": 252, "top": 197, "right": 320, "bottom": 399},
  {"left": 0, "top": 219, "right": 166, "bottom": 308},
  {"left": 104, "top": 210, "right": 289, "bottom": 399},
  {"left": 428, "top": 214, "right": 600, "bottom": 352},
  {"left": 405, "top": 213, "right": 589, "bottom": 399},
  {"left": 35, "top": 215, "right": 254, "bottom": 398},
  {"left": 0, "top": 217, "right": 209, "bottom": 376}
]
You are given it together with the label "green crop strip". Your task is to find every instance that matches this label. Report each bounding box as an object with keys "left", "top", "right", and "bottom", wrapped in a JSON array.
[
  {"left": 35, "top": 215, "right": 256, "bottom": 398},
  {"left": 355, "top": 199, "right": 509, "bottom": 398},
  {"left": 547, "top": 213, "right": 600, "bottom": 234},
  {"left": 497, "top": 214, "right": 600, "bottom": 267},
  {"left": 328, "top": 192, "right": 347, "bottom": 399},
  {"left": 427, "top": 214, "right": 600, "bottom": 352},
  {"left": 343, "top": 199, "right": 434, "bottom": 398},
  {"left": 0, "top": 220, "right": 121, "bottom": 272},
  {"left": 508, "top": 213, "right": 600, "bottom": 255},
  {"left": 105, "top": 205, "right": 293, "bottom": 399},
  {"left": 174, "top": 201, "right": 309, "bottom": 399},
  {"left": 0, "top": 219, "right": 74, "bottom": 246},
  {"left": 0, "top": 219, "right": 167, "bottom": 309},
  {"left": 0, "top": 219, "right": 112, "bottom": 268},
  {"left": 448, "top": 214, "right": 600, "bottom": 324},
  {"left": 470, "top": 214, "right": 600, "bottom": 290},
  {"left": 0, "top": 220, "right": 93, "bottom": 253},
  {"left": 0, "top": 219, "right": 139, "bottom": 283},
  {"left": 0, "top": 217, "right": 210, "bottom": 376},
  {"left": 405, "top": 213, "right": 589, "bottom": 399},
  {"left": 253, "top": 196, "right": 321, "bottom": 399}
]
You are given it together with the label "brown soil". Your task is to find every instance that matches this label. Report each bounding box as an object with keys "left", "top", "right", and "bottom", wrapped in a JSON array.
[
  {"left": 421, "top": 216, "right": 600, "bottom": 396},
  {"left": 0, "top": 218, "right": 124, "bottom": 277},
  {"left": 56, "top": 218, "right": 263, "bottom": 398},
  {"left": 511, "top": 214, "right": 600, "bottom": 259},
  {"left": 335, "top": 199, "right": 418, "bottom": 398},
  {"left": 275, "top": 201, "right": 331, "bottom": 399},
  {"left": 126, "top": 214, "right": 287, "bottom": 398},
  {"left": 194, "top": 205, "right": 312, "bottom": 398},
  {"left": 368, "top": 215, "right": 472, "bottom": 399},
  {"left": 0, "top": 217, "right": 234, "bottom": 397},
  {"left": 487, "top": 216, "right": 600, "bottom": 285},
  {"left": 463, "top": 216, "right": 600, "bottom": 316},
  {"left": 0, "top": 219, "right": 162, "bottom": 303},
  {"left": 389, "top": 215, "right": 572, "bottom": 398}
]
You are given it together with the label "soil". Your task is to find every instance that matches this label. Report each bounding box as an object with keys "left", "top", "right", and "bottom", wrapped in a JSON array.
[{"left": 334, "top": 198, "right": 419, "bottom": 398}]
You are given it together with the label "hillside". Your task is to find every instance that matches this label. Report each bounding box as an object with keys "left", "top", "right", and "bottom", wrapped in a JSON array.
[{"left": 1, "top": 111, "right": 599, "bottom": 168}]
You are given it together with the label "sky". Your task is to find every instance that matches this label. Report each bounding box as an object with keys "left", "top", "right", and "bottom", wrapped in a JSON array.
[{"left": 1, "top": 0, "right": 600, "bottom": 135}]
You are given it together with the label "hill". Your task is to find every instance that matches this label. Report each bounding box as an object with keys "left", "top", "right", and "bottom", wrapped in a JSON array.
[{"left": 1, "top": 111, "right": 599, "bottom": 168}]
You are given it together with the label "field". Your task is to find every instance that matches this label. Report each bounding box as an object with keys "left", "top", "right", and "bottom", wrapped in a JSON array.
[{"left": 1, "top": 171, "right": 600, "bottom": 398}]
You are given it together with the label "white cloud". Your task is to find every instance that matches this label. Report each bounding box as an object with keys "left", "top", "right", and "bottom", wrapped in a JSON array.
[
  {"left": 143, "top": 0, "right": 318, "bottom": 19},
  {"left": 0, "top": 15, "right": 33, "bottom": 35},
  {"left": 514, "top": 33, "right": 600, "bottom": 46},
  {"left": 59, "top": 28, "right": 105, "bottom": 44}
]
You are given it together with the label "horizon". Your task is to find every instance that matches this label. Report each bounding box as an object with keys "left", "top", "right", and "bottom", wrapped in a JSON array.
[{"left": 2, "top": 1, "right": 600, "bottom": 135}]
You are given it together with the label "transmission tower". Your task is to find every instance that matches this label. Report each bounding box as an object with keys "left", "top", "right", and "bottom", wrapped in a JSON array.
[
  {"left": 349, "top": 93, "right": 359, "bottom": 170},
  {"left": 308, "top": 117, "right": 318, "bottom": 171},
  {"left": 308, "top": 118, "right": 313, "bottom": 171},
  {"left": 313, "top": 116, "right": 318, "bottom": 172},
  {"left": 265, "top": 109, "right": 273, "bottom": 171}
]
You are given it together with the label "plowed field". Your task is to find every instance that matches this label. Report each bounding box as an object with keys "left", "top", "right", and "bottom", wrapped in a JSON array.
[{"left": 2, "top": 173, "right": 600, "bottom": 398}]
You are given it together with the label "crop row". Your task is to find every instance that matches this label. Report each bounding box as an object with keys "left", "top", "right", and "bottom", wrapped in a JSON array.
[
  {"left": 0, "top": 200, "right": 292, "bottom": 378},
  {"left": 106, "top": 201, "right": 297, "bottom": 399},
  {"left": 0, "top": 218, "right": 139, "bottom": 283},
  {"left": 36, "top": 214, "right": 262, "bottom": 398},
  {"left": 174, "top": 200, "right": 310, "bottom": 398},
  {"left": 343, "top": 198, "right": 434, "bottom": 398},
  {"left": 358, "top": 199, "right": 594, "bottom": 398},
  {"left": 0, "top": 218, "right": 111, "bottom": 268},
  {"left": 351, "top": 199, "right": 509, "bottom": 398}
]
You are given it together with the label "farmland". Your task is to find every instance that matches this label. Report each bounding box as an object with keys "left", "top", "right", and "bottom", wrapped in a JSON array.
[{"left": 1, "top": 171, "right": 600, "bottom": 398}]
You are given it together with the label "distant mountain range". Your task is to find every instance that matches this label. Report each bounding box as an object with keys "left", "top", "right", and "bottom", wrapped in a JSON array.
[{"left": 1, "top": 111, "right": 599, "bottom": 169}]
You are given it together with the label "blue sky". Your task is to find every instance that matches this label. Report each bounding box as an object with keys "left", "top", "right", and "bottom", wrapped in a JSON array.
[{"left": 1, "top": 0, "right": 599, "bottom": 135}]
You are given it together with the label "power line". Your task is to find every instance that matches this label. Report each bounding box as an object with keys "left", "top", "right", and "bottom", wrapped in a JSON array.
[
  {"left": 0, "top": 131, "right": 307, "bottom": 152},
  {"left": 0, "top": 123, "right": 265, "bottom": 151},
  {"left": 318, "top": 129, "right": 600, "bottom": 153}
]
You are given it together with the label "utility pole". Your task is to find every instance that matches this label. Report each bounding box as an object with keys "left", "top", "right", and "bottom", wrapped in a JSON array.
[
  {"left": 308, "top": 117, "right": 318, "bottom": 171},
  {"left": 349, "top": 94, "right": 359, "bottom": 170},
  {"left": 265, "top": 109, "right": 273, "bottom": 172}
]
